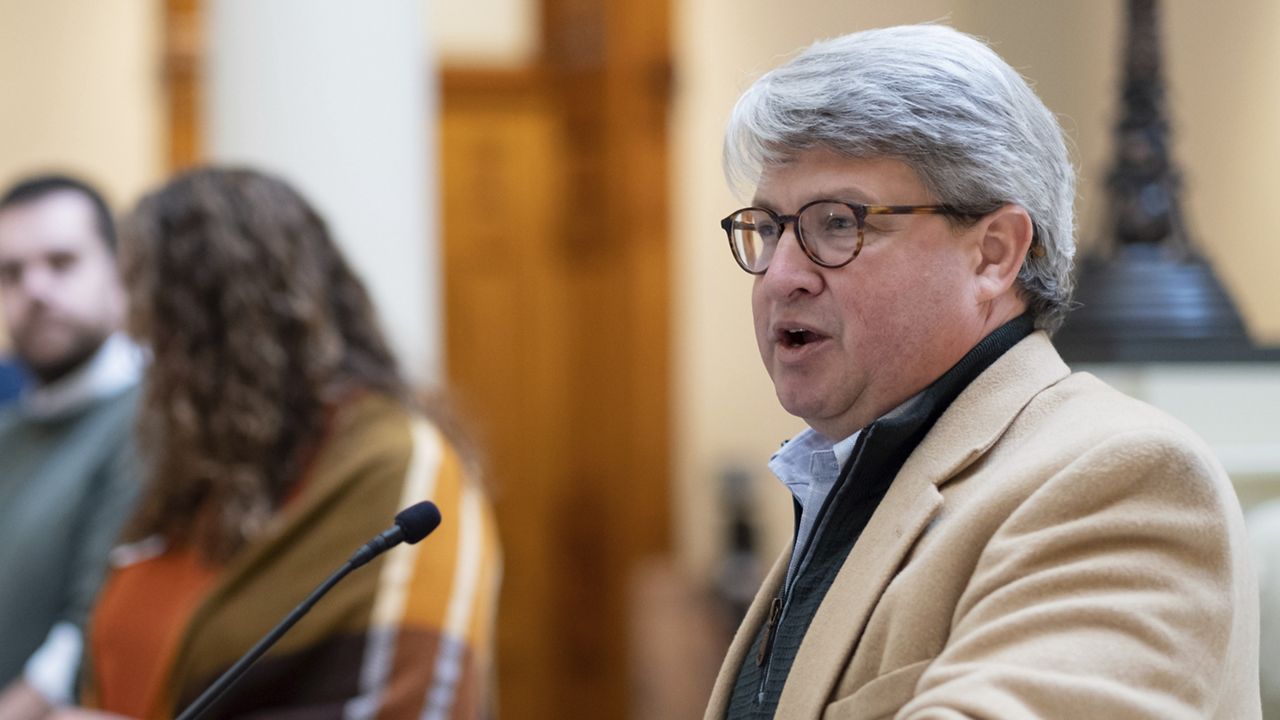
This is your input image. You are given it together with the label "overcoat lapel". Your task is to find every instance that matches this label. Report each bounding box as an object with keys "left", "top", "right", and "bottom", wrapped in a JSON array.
[{"left": 703, "top": 333, "right": 1070, "bottom": 719}]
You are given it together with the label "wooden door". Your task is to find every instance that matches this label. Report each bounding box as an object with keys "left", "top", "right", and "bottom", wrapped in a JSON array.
[
  {"left": 440, "top": 0, "right": 673, "bottom": 710},
  {"left": 165, "top": 1, "right": 672, "bottom": 716}
]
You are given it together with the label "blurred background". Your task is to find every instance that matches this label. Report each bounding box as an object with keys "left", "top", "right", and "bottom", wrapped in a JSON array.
[{"left": 1, "top": 0, "right": 1277, "bottom": 717}]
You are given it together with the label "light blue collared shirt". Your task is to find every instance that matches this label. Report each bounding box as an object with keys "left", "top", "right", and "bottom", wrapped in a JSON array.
[{"left": 768, "top": 427, "right": 861, "bottom": 585}]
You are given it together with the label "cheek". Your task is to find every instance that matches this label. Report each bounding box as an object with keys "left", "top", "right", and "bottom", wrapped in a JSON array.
[
  {"left": 831, "top": 263, "right": 902, "bottom": 332},
  {"left": 68, "top": 266, "right": 120, "bottom": 310},
  {"left": 61, "top": 279, "right": 101, "bottom": 315},
  {"left": 0, "top": 281, "right": 30, "bottom": 310},
  {"left": 751, "top": 292, "right": 773, "bottom": 362},
  {"left": 833, "top": 267, "right": 945, "bottom": 361},
  {"left": 0, "top": 291, "right": 20, "bottom": 326}
]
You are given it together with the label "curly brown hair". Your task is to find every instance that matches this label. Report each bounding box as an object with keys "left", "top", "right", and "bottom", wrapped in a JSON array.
[{"left": 120, "top": 167, "right": 412, "bottom": 561}]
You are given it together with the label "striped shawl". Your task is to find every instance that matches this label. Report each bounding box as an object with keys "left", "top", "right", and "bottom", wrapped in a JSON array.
[{"left": 85, "top": 393, "right": 501, "bottom": 719}]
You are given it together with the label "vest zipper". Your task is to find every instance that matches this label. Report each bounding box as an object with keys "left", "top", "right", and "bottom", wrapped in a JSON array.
[
  {"left": 755, "top": 596, "right": 783, "bottom": 667},
  {"left": 755, "top": 593, "right": 785, "bottom": 704}
]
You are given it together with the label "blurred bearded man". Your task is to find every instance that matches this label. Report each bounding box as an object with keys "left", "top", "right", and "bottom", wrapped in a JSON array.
[{"left": 0, "top": 175, "right": 142, "bottom": 717}]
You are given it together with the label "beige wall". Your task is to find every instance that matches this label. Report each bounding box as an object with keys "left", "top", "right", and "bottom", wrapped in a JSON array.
[
  {"left": 1163, "top": 1, "right": 1280, "bottom": 339},
  {"left": 0, "top": 0, "right": 165, "bottom": 211},
  {"left": 672, "top": 1, "right": 1280, "bottom": 579}
]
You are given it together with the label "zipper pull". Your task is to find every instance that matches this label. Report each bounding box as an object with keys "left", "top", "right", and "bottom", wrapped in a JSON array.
[{"left": 756, "top": 596, "right": 783, "bottom": 667}]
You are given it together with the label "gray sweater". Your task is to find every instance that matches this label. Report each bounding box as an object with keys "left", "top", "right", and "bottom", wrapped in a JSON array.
[{"left": 0, "top": 384, "right": 140, "bottom": 689}]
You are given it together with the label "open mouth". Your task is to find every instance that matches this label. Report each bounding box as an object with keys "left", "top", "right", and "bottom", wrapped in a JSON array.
[{"left": 779, "top": 328, "right": 823, "bottom": 348}]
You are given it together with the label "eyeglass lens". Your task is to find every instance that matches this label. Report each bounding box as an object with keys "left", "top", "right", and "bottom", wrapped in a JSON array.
[{"left": 728, "top": 202, "right": 862, "bottom": 272}]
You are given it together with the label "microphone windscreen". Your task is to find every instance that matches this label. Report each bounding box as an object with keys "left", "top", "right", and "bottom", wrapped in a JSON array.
[{"left": 395, "top": 501, "right": 442, "bottom": 544}]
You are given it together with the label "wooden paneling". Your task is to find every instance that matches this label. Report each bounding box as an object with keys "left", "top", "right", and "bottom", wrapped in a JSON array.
[
  {"left": 440, "top": 69, "right": 572, "bottom": 719},
  {"left": 440, "top": 32, "right": 673, "bottom": 714},
  {"left": 443, "top": 2, "right": 671, "bottom": 717},
  {"left": 163, "top": 0, "right": 202, "bottom": 171}
]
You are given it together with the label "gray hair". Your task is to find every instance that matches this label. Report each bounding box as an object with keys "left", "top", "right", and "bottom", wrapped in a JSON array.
[{"left": 724, "top": 24, "right": 1076, "bottom": 333}]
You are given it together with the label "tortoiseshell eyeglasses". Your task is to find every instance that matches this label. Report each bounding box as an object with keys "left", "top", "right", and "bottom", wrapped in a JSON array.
[{"left": 719, "top": 200, "right": 973, "bottom": 275}]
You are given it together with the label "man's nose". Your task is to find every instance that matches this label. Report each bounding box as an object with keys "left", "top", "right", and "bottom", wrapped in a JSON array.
[
  {"left": 758, "top": 227, "right": 822, "bottom": 296},
  {"left": 18, "top": 265, "right": 57, "bottom": 301}
]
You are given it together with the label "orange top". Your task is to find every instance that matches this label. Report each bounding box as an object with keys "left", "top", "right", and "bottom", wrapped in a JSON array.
[
  {"left": 88, "top": 545, "right": 220, "bottom": 718},
  {"left": 85, "top": 407, "right": 337, "bottom": 718}
]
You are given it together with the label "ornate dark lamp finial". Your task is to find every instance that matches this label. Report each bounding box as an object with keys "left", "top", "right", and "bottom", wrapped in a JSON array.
[
  {"left": 1054, "top": 0, "right": 1274, "bottom": 363},
  {"left": 1107, "top": 0, "right": 1186, "bottom": 252}
]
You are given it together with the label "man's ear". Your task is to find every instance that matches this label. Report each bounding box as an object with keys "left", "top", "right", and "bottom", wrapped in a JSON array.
[{"left": 973, "top": 204, "right": 1034, "bottom": 303}]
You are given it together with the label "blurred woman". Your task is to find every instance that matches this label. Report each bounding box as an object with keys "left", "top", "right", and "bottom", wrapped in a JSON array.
[{"left": 73, "top": 167, "right": 500, "bottom": 719}]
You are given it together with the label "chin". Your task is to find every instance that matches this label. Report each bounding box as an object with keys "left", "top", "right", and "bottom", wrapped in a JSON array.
[
  {"left": 22, "top": 334, "right": 102, "bottom": 381},
  {"left": 775, "top": 389, "right": 825, "bottom": 423}
]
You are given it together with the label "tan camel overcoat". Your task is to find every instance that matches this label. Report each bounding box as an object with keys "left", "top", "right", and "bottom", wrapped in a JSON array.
[{"left": 706, "top": 332, "right": 1261, "bottom": 719}]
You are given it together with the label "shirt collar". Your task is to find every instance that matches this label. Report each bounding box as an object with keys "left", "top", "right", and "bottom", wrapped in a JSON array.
[
  {"left": 769, "top": 426, "right": 861, "bottom": 503},
  {"left": 23, "top": 332, "right": 145, "bottom": 420}
]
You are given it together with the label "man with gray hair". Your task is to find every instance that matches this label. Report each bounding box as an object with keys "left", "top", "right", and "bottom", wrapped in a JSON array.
[{"left": 705, "top": 24, "right": 1259, "bottom": 719}]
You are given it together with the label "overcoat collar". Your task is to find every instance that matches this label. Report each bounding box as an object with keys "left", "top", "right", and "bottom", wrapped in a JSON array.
[{"left": 705, "top": 332, "right": 1071, "bottom": 718}]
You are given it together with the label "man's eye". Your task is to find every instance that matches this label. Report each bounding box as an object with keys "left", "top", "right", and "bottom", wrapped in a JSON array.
[
  {"left": 738, "top": 220, "right": 779, "bottom": 239},
  {"left": 0, "top": 264, "right": 19, "bottom": 286},
  {"left": 823, "top": 215, "right": 857, "bottom": 232},
  {"left": 48, "top": 252, "right": 77, "bottom": 272}
]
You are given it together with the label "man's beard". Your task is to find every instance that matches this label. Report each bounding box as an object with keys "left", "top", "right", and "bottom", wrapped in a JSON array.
[{"left": 14, "top": 322, "right": 109, "bottom": 385}]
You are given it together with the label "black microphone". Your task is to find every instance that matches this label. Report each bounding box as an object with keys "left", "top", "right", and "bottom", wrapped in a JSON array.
[
  {"left": 350, "top": 501, "right": 442, "bottom": 568},
  {"left": 175, "top": 501, "right": 442, "bottom": 720}
]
